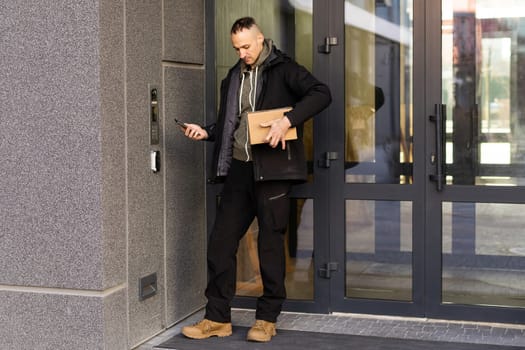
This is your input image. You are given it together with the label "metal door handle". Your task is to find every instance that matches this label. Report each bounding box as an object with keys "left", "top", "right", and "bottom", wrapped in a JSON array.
[{"left": 429, "top": 104, "right": 446, "bottom": 191}]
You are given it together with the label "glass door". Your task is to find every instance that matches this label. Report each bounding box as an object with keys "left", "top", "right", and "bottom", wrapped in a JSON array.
[
  {"left": 425, "top": 0, "right": 525, "bottom": 322},
  {"left": 321, "top": 0, "right": 525, "bottom": 323},
  {"left": 324, "top": 0, "right": 425, "bottom": 316}
]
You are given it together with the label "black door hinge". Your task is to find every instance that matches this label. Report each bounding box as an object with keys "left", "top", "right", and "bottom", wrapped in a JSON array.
[
  {"left": 318, "top": 262, "right": 338, "bottom": 279},
  {"left": 318, "top": 151, "right": 339, "bottom": 168},
  {"left": 318, "top": 36, "right": 338, "bottom": 54}
]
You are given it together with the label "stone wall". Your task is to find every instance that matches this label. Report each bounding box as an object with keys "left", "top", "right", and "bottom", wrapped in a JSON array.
[{"left": 0, "top": 0, "right": 206, "bottom": 348}]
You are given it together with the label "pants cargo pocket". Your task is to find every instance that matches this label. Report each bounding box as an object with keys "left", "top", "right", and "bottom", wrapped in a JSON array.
[{"left": 268, "top": 192, "right": 290, "bottom": 232}]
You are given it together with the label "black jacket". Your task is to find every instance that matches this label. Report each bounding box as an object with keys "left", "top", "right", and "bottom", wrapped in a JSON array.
[{"left": 205, "top": 46, "right": 331, "bottom": 182}]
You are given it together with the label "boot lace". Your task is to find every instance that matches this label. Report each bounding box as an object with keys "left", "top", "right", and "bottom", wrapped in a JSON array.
[
  {"left": 195, "top": 319, "right": 212, "bottom": 332},
  {"left": 253, "top": 320, "right": 269, "bottom": 333}
]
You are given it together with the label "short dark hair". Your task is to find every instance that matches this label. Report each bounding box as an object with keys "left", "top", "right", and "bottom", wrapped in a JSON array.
[{"left": 231, "top": 17, "right": 257, "bottom": 34}]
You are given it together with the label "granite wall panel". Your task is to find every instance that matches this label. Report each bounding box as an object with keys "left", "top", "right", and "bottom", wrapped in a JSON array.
[
  {"left": 99, "top": 0, "right": 127, "bottom": 290},
  {"left": 163, "top": 66, "right": 207, "bottom": 326},
  {"left": 103, "top": 288, "right": 129, "bottom": 350},
  {"left": 163, "top": 0, "right": 205, "bottom": 64},
  {"left": 0, "top": 1, "right": 104, "bottom": 290},
  {"left": 0, "top": 288, "right": 127, "bottom": 350},
  {"left": 0, "top": 0, "right": 129, "bottom": 348},
  {"left": 125, "top": 0, "right": 166, "bottom": 346}
]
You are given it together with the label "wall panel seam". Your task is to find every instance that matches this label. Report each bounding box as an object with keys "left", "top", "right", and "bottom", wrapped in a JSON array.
[
  {"left": 162, "top": 61, "right": 204, "bottom": 69},
  {"left": 0, "top": 283, "right": 127, "bottom": 297}
]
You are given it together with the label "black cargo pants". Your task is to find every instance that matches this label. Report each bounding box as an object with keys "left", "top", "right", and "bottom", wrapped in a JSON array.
[{"left": 204, "top": 159, "right": 291, "bottom": 323}]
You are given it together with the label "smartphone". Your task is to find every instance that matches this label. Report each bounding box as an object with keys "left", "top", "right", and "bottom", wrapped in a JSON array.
[{"left": 174, "top": 118, "right": 188, "bottom": 129}]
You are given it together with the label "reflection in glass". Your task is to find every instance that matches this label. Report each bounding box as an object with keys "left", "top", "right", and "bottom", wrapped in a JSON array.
[
  {"left": 442, "top": 0, "right": 525, "bottom": 186},
  {"left": 236, "top": 199, "right": 314, "bottom": 300},
  {"left": 442, "top": 202, "right": 525, "bottom": 308},
  {"left": 346, "top": 200, "right": 412, "bottom": 301},
  {"left": 344, "top": 0, "right": 414, "bottom": 184}
]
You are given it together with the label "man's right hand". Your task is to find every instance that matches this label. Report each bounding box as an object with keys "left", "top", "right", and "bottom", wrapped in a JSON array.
[{"left": 182, "top": 123, "right": 208, "bottom": 140}]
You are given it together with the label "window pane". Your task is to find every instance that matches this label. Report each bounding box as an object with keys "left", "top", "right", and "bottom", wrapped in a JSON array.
[
  {"left": 442, "top": 0, "right": 525, "bottom": 186},
  {"left": 346, "top": 200, "right": 413, "bottom": 301},
  {"left": 442, "top": 202, "right": 525, "bottom": 307},
  {"left": 344, "top": 0, "right": 414, "bottom": 184}
]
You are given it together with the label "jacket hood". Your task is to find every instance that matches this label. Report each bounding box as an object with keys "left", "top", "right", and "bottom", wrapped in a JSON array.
[{"left": 233, "top": 41, "right": 291, "bottom": 73}]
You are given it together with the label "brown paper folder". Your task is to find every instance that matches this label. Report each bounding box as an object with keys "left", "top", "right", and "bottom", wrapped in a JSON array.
[{"left": 247, "top": 107, "right": 297, "bottom": 145}]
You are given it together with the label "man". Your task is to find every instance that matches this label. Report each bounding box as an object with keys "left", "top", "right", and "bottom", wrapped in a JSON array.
[{"left": 180, "top": 17, "right": 331, "bottom": 342}]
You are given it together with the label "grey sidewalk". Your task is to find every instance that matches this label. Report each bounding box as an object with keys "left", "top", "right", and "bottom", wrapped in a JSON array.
[{"left": 136, "top": 308, "right": 525, "bottom": 349}]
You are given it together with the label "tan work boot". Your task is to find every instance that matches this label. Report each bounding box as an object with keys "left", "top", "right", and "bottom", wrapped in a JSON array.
[
  {"left": 246, "top": 319, "right": 276, "bottom": 342},
  {"left": 181, "top": 319, "right": 232, "bottom": 339}
]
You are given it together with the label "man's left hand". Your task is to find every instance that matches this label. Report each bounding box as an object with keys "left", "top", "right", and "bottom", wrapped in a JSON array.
[{"left": 261, "top": 116, "right": 292, "bottom": 149}]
